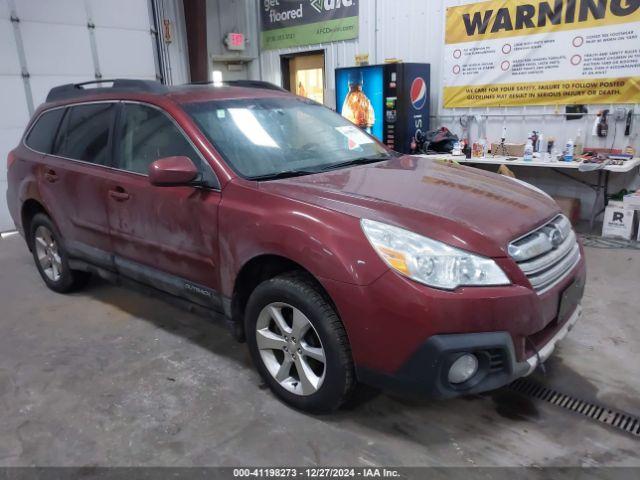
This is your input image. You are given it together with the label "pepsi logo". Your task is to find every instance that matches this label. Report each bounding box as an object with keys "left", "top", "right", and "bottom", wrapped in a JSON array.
[{"left": 410, "top": 77, "right": 427, "bottom": 110}]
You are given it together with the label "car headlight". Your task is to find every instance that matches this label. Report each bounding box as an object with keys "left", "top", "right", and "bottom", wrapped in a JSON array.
[{"left": 361, "top": 219, "right": 510, "bottom": 290}]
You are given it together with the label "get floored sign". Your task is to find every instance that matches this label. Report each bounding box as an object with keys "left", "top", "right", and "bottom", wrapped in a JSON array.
[
  {"left": 443, "top": 0, "right": 640, "bottom": 107},
  {"left": 261, "top": 0, "right": 358, "bottom": 50}
]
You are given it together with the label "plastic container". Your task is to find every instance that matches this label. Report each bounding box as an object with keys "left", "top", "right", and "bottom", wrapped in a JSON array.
[
  {"left": 574, "top": 129, "right": 583, "bottom": 156},
  {"left": 479, "top": 138, "right": 487, "bottom": 157},
  {"left": 564, "top": 138, "right": 574, "bottom": 162},
  {"left": 524, "top": 139, "right": 534, "bottom": 161},
  {"left": 538, "top": 134, "right": 548, "bottom": 161}
]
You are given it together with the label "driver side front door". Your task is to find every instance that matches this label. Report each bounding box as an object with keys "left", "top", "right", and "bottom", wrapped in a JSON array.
[{"left": 106, "top": 102, "right": 223, "bottom": 310}]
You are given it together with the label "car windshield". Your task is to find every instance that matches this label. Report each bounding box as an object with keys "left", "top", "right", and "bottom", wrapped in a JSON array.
[{"left": 184, "top": 97, "right": 393, "bottom": 180}]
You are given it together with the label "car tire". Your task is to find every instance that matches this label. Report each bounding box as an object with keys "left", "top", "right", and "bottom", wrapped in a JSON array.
[
  {"left": 245, "top": 272, "right": 355, "bottom": 413},
  {"left": 29, "top": 213, "right": 91, "bottom": 293}
]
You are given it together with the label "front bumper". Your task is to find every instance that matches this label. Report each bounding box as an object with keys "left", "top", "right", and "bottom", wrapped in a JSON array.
[
  {"left": 357, "top": 304, "right": 582, "bottom": 399},
  {"left": 523, "top": 304, "right": 581, "bottom": 375}
]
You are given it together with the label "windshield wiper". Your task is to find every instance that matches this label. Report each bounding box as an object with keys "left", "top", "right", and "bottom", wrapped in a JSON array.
[
  {"left": 250, "top": 169, "right": 319, "bottom": 181},
  {"left": 318, "top": 154, "right": 391, "bottom": 172},
  {"left": 250, "top": 153, "right": 393, "bottom": 180}
]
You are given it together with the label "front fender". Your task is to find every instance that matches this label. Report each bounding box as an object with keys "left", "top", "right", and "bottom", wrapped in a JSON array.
[{"left": 218, "top": 181, "right": 387, "bottom": 297}]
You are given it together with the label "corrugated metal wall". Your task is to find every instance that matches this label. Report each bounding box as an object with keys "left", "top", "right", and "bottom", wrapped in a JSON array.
[
  {"left": 256, "top": 0, "right": 445, "bottom": 111},
  {"left": 255, "top": 0, "right": 640, "bottom": 220}
]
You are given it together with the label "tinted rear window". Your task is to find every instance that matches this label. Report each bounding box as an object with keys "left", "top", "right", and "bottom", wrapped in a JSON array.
[
  {"left": 25, "top": 109, "right": 65, "bottom": 154},
  {"left": 53, "top": 103, "right": 115, "bottom": 165}
]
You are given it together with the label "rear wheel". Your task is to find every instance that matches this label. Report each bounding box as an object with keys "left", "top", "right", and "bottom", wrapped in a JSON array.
[
  {"left": 29, "top": 213, "right": 90, "bottom": 293},
  {"left": 245, "top": 272, "right": 355, "bottom": 413}
]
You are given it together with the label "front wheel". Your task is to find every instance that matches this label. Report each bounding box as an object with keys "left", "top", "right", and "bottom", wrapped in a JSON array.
[{"left": 245, "top": 272, "right": 355, "bottom": 413}]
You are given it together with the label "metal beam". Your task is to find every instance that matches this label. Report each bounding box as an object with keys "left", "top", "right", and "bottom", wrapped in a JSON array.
[{"left": 8, "top": 0, "right": 34, "bottom": 115}]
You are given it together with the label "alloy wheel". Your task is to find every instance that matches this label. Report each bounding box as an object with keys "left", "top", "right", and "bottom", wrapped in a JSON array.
[
  {"left": 255, "top": 302, "right": 326, "bottom": 396},
  {"left": 34, "top": 225, "right": 63, "bottom": 282}
]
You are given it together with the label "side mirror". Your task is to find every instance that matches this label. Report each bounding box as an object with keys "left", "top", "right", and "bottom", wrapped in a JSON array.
[{"left": 148, "top": 156, "right": 199, "bottom": 187}]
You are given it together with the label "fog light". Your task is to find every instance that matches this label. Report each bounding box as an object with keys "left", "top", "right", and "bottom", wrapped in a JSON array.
[{"left": 448, "top": 353, "right": 479, "bottom": 384}]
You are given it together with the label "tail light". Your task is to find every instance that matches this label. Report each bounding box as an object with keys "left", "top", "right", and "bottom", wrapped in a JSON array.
[{"left": 7, "top": 150, "right": 16, "bottom": 170}]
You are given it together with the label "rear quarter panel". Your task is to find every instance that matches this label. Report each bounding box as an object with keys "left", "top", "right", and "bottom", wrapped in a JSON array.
[{"left": 7, "top": 144, "right": 46, "bottom": 235}]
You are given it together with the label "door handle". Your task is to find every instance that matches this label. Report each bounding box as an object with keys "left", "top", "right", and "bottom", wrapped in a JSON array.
[
  {"left": 108, "top": 187, "right": 130, "bottom": 201},
  {"left": 44, "top": 169, "right": 58, "bottom": 183}
]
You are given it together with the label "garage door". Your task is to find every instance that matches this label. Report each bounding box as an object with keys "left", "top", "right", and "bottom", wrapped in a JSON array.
[{"left": 0, "top": 0, "right": 159, "bottom": 231}]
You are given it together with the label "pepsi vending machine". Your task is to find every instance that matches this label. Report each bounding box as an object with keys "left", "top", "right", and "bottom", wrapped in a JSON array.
[{"left": 335, "top": 63, "right": 430, "bottom": 154}]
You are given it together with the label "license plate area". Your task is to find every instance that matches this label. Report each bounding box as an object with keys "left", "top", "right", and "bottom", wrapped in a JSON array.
[{"left": 558, "top": 278, "right": 584, "bottom": 324}]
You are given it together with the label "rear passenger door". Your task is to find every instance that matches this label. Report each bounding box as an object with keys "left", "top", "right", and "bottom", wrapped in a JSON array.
[
  {"left": 106, "top": 102, "right": 222, "bottom": 309},
  {"left": 38, "top": 103, "right": 116, "bottom": 267}
]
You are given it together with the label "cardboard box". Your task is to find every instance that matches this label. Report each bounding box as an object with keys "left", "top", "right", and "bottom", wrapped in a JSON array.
[
  {"left": 623, "top": 191, "right": 640, "bottom": 211},
  {"left": 601, "top": 201, "right": 637, "bottom": 240},
  {"left": 553, "top": 196, "right": 581, "bottom": 226},
  {"left": 491, "top": 142, "right": 525, "bottom": 157}
]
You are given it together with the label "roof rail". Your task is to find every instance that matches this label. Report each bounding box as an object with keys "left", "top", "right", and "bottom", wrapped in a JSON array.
[
  {"left": 46, "top": 79, "right": 168, "bottom": 103},
  {"left": 190, "top": 80, "right": 287, "bottom": 92},
  {"left": 225, "top": 80, "right": 287, "bottom": 92}
]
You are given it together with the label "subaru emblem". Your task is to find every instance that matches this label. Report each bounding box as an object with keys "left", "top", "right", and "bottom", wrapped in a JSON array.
[{"left": 548, "top": 226, "right": 563, "bottom": 247}]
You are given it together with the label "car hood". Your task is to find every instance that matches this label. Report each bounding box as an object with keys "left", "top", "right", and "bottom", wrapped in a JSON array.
[{"left": 258, "top": 156, "right": 560, "bottom": 257}]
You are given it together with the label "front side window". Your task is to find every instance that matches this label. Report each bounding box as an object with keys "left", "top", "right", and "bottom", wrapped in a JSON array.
[
  {"left": 53, "top": 103, "right": 115, "bottom": 165},
  {"left": 184, "top": 97, "right": 392, "bottom": 180},
  {"left": 25, "top": 108, "right": 65, "bottom": 154},
  {"left": 115, "top": 103, "right": 201, "bottom": 175}
]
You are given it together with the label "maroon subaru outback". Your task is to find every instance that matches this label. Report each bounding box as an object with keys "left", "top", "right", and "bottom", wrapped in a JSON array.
[{"left": 6, "top": 79, "right": 585, "bottom": 412}]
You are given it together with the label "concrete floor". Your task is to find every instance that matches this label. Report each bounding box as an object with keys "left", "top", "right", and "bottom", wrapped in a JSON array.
[{"left": 0, "top": 233, "right": 638, "bottom": 467}]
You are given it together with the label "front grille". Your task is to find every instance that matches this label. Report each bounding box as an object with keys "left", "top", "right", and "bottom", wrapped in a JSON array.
[{"left": 508, "top": 215, "right": 580, "bottom": 294}]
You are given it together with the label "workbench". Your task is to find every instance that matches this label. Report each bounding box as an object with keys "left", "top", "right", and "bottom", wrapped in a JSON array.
[{"left": 420, "top": 154, "right": 640, "bottom": 230}]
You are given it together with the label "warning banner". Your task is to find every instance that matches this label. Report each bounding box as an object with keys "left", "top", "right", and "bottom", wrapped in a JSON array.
[
  {"left": 443, "top": 0, "right": 640, "bottom": 107},
  {"left": 444, "top": 77, "right": 640, "bottom": 107}
]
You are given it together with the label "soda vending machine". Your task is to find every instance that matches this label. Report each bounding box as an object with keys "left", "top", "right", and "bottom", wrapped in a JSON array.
[{"left": 335, "top": 63, "right": 430, "bottom": 154}]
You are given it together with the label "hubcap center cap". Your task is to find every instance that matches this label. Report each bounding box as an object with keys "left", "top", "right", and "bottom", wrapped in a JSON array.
[{"left": 286, "top": 338, "right": 297, "bottom": 357}]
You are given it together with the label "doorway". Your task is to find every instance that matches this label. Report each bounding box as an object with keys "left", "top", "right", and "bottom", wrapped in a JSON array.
[{"left": 281, "top": 51, "right": 325, "bottom": 104}]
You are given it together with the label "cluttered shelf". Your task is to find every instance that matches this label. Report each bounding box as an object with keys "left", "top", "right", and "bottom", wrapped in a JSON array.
[
  {"left": 420, "top": 154, "right": 640, "bottom": 173},
  {"left": 415, "top": 123, "right": 638, "bottom": 173}
]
